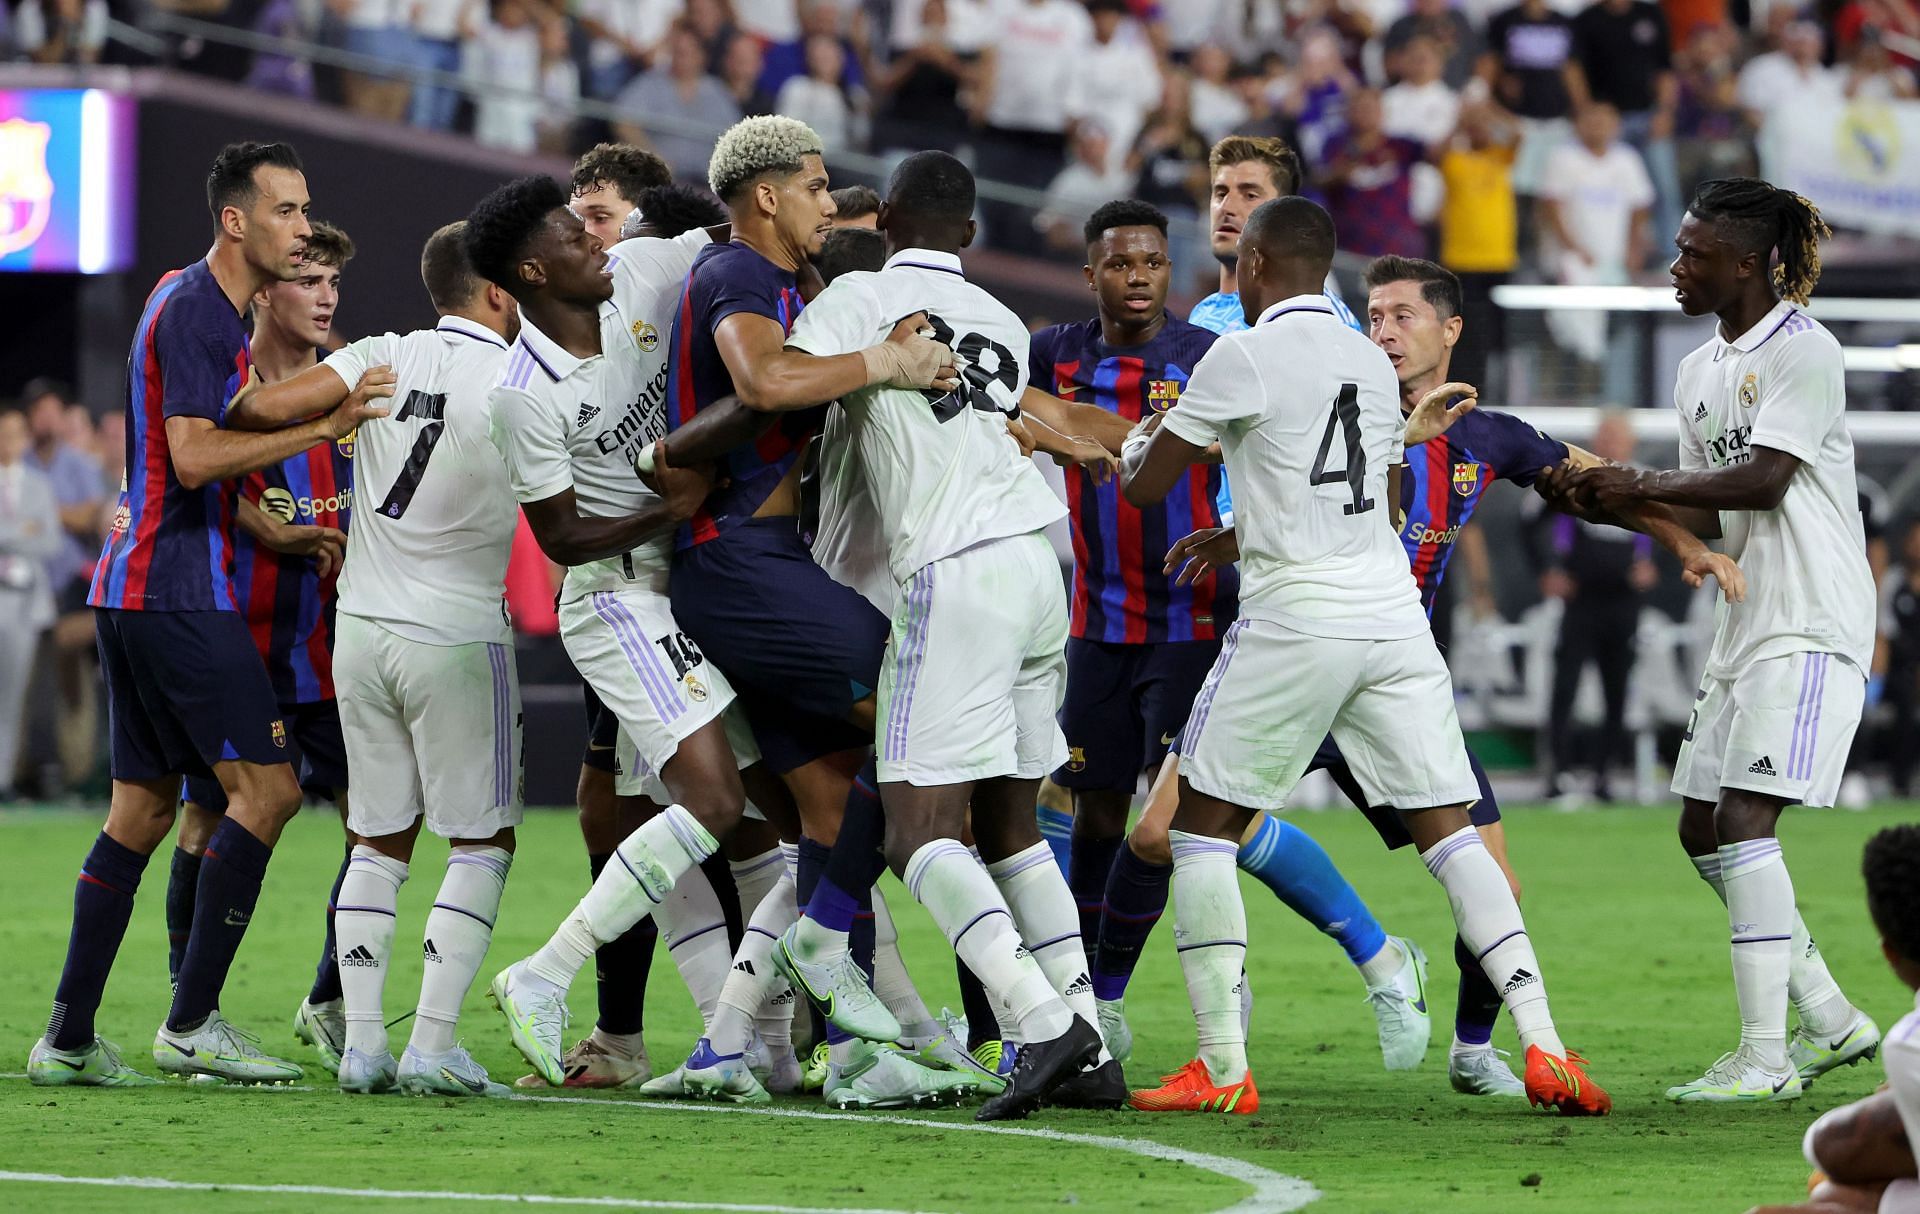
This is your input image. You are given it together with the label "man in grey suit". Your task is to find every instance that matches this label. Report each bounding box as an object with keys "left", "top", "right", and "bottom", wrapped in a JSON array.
[{"left": 0, "top": 405, "right": 62, "bottom": 799}]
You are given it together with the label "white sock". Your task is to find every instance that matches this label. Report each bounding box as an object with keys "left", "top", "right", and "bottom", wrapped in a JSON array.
[
  {"left": 904, "top": 838, "right": 1070, "bottom": 1042},
  {"left": 409, "top": 845, "right": 511, "bottom": 1057},
  {"left": 870, "top": 885, "right": 938, "bottom": 1039},
  {"left": 988, "top": 841, "right": 1108, "bottom": 1065},
  {"left": 1169, "top": 830, "right": 1248, "bottom": 1084},
  {"left": 335, "top": 845, "right": 408, "bottom": 1056},
  {"left": 709, "top": 863, "right": 796, "bottom": 1056},
  {"left": 657, "top": 861, "right": 732, "bottom": 1030},
  {"left": 1693, "top": 852, "right": 1853, "bottom": 1038},
  {"left": 1356, "top": 939, "right": 1406, "bottom": 987},
  {"left": 527, "top": 806, "right": 716, "bottom": 989},
  {"left": 1420, "top": 826, "right": 1564, "bottom": 1058},
  {"left": 730, "top": 847, "right": 784, "bottom": 925},
  {"left": 1721, "top": 838, "right": 1794, "bottom": 1069}
]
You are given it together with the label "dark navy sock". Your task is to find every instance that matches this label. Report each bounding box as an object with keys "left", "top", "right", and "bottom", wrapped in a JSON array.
[
  {"left": 589, "top": 852, "right": 655, "bottom": 1036},
  {"left": 164, "top": 847, "right": 200, "bottom": 985},
  {"left": 809, "top": 759, "right": 887, "bottom": 934},
  {"left": 1091, "top": 844, "right": 1172, "bottom": 1002},
  {"left": 1067, "top": 825, "right": 1122, "bottom": 968},
  {"left": 1453, "top": 933, "right": 1502, "bottom": 1047},
  {"left": 48, "top": 832, "right": 149, "bottom": 1051},
  {"left": 168, "top": 817, "right": 273, "bottom": 1033},
  {"left": 795, "top": 836, "right": 833, "bottom": 1046},
  {"left": 956, "top": 957, "right": 1000, "bottom": 1050},
  {"left": 306, "top": 842, "right": 351, "bottom": 1004},
  {"left": 700, "top": 852, "right": 745, "bottom": 954}
]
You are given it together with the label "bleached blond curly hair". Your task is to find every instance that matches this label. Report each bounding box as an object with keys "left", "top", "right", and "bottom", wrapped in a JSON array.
[{"left": 707, "top": 115, "right": 826, "bottom": 204}]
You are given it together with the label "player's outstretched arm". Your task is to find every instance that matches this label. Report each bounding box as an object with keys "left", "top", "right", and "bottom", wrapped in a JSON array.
[
  {"left": 1120, "top": 413, "right": 1209, "bottom": 507},
  {"left": 1561, "top": 445, "right": 1801, "bottom": 515},
  {"left": 655, "top": 393, "right": 776, "bottom": 468},
  {"left": 1018, "top": 386, "right": 1135, "bottom": 454},
  {"left": 726, "top": 311, "right": 954, "bottom": 412},
  {"left": 167, "top": 388, "right": 384, "bottom": 491},
  {"left": 225, "top": 363, "right": 393, "bottom": 430},
  {"left": 235, "top": 496, "right": 346, "bottom": 578},
  {"left": 1536, "top": 447, "right": 1743, "bottom": 600},
  {"left": 1402, "top": 381, "right": 1478, "bottom": 447},
  {"left": 1164, "top": 525, "right": 1239, "bottom": 585},
  {"left": 1022, "top": 414, "right": 1121, "bottom": 481},
  {"left": 521, "top": 446, "right": 713, "bottom": 566}
]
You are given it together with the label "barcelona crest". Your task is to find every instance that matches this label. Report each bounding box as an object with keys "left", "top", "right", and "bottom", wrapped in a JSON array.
[
  {"left": 1452, "top": 462, "right": 1482, "bottom": 497},
  {"left": 1147, "top": 379, "right": 1182, "bottom": 412},
  {"left": 0, "top": 118, "right": 53, "bottom": 259}
]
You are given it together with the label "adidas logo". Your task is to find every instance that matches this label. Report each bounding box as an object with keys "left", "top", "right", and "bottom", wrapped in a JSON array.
[
  {"left": 1502, "top": 967, "right": 1538, "bottom": 995},
  {"left": 1064, "top": 973, "right": 1093, "bottom": 997},
  {"left": 1693, "top": 401, "right": 1708, "bottom": 422},
  {"left": 423, "top": 939, "right": 442, "bottom": 964},
  {"left": 770, "top": 986, "right": 795, "bottom": 1006},
  {"left": 341, "top": 945, "right": 380, "bottom": 968},
  {"left": 733, "top": 959, "right": 756, "bottom": 976},
  {"left": 1748, "top": 755, "right": 1776, "bottom": 777},
  {"left": 576, "top": 403, "right": 600, "bottom": 429}
]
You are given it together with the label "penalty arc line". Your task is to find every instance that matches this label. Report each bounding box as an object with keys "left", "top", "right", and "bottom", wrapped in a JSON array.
[{"left": 0, "top": 1171, "right": 930, "bottom": 1214}]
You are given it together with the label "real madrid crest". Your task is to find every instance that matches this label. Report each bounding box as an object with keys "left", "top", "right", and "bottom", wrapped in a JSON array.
[
  {"left": 633, "top": 320, "right": 659, "bottom": 353},
  {"left": 1452, "top": 462, "right": 1481, "bottom": 497},
  {"left": 684, "top": 674, "right": 708, "bottom": 702},
  {"left": 1738, "top": 373, "right": 1758, "bottom": 409}
]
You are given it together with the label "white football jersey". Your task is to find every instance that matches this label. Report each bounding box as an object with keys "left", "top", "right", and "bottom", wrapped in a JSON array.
[
  {"left": 1889, "top": 995, "right": 1920, "bottom": 1171},
  {"left": 1161, "top": 294, "right": 1427, "bottom": 640},
  {"left": 1673, "top": 300, "right": 1874, "bottom": 678},
  {"left": 489, "top": 229, "right": 708, "bottom": 601},
  {"left": 784, "top": 248, "right": 1064, "bottom": 584},
  {"left": 323, "top": 316, "right": 516, "bottom": 646},
  {"left": 810, "top": 405, "right": 893, "bottom": 613}
]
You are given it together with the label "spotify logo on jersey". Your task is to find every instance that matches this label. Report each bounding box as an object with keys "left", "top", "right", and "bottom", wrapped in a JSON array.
[{"left": 260, "top": 487, "right": 297, "bottom": 524}]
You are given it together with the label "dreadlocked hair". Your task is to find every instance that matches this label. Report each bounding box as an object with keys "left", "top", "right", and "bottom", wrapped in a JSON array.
[{"left": 1688, "top": 178, "right": 1832, "bottom": 305}]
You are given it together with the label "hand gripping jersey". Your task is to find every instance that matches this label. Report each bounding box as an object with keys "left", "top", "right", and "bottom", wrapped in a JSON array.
[
  {"left": 782, "top": 247, "right": 1065, "bottom": 583},
  {"left": 1160, "top": 294, "right": 1427, "bottom": 641},
  {"left": 324, "top": 316, "right": 517, "bottom": 644}
]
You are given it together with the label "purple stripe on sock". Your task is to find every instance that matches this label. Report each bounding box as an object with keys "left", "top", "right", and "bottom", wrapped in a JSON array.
[
  {"left": 433, "top": 902, "right": 495, "bottom": 929},
  {"left": 747, "top": 925, "right": 779, "bottom": 941},
  {"left": 662, "top": 808, "right": 707, "bottom": 859},
  {"left": 990, "top": 847, "right": 1058, "bottom": 881},
  {"left": 951, "top": 907, "right": 1009, "bottom": 948},
  {"left": 1732, "top": 934, "right": 1793, "bottom": 943},
  {"left": 335, "top": 905, "right": 397, "bottom": 917},
  {"left": 904, "top": 839, "right": 968, "bottom": 899},
  {"left": 1175, "top": 938, "right": 1248, "bottom": 953},
  {"left": 667, "top": 921, "right": 726, "bottom": 948},
  {"left": 1423, "top": 832, "right": 1483, "bottom": 876},
  {"left": 615, "top": 850, "right": 664, "bottom": 904},
  {"left": 1473, "top": 928, "right": 1524, "bottom": 963},
  {"left": 1027, "top": 932, "right": 1078, "bottom": 952}
]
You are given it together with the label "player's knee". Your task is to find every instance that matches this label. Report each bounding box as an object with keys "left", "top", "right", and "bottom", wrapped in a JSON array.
[
  {"left": 1126, "top": 822, "right": 1171, "bottom": 866},
  {"left": 1676, "top": 802, "right": 1719, "bottom": 857},
  {"left": 1072, "top": 791, "right": 1129, "bottom": 840},
  {"left": 1711, "top": 793, "right": 1780, "bottom": 845}
]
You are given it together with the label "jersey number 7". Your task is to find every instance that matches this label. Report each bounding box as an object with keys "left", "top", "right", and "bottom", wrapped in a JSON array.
[
  {"left": 375, "top": 390, "right": 450, "bottom": 520},
  {"left": 1309, "top": 383, "right": 1376, "bottom": 516}
]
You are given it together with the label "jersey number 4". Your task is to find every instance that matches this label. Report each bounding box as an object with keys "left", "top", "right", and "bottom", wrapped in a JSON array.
[
  {"left": 375, "top": 391, "right": 450, "bottom": 520},
  {"left": 1309, "top": 383, "right": 1375, "bottom": 516},
  {"left": 918, "top": 313, "right": 1019, "bottom": 423}
]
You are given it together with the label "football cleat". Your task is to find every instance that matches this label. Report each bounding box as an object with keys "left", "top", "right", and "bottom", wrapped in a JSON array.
[
  {"left": 679, "top": 1037, "right": 771, "bottom": 1104},
  {"left": 293, "top": 997, "right": 346, "bottom": 1076},
  {"left": 1096, "top": 999, "right": 1133, "bottom": 1064},
  {"left": 825, "top": 1042, "right": 981, "bottom": 1109},
  {"left": 1666, "top": 1046, "right": 1800, "bottom": 1104},
  {"left": 1448, "top": 1045, "right": 1525, "bottom": 1096},
  {"left": 1127, "top": 1058, "right": 1258, "bottom": 1114},
  {"left": 911, "top": 1019, "right": 1007, "bottom": 1095},
  {"left": 337, "top": 1046, "right": 399, "bottom": 1094},
  {"left": 488, "top": 960, "right": 570, "bottom": 1087},
  {"left": 771, "top": 924, "right": 901, "bottom": 1044},
  {"left": 1365, "top": 937, "right": 1430, "bottom": 1071},
  {"left": 514, "top": 1033, "right": 650, "bottom": 1090},
  {"left": 28, "top": 1035, "right": 158, "bottom": 1087},
  {"left": 1790, "top": 1011, "right": 1881, "bottom": 1084},
  {"left": 764, "top": 1044, "right": 803, "bottom": 1094},
  {"left": 971, "top": 1038, "right": 1016, "bottom": 1081},
  {"left": 154, "top": 1012, "right": 303, "bottom": 1085},
  {"left": 398, "top": 1044, "right": 510, "bottom": 1097},
  {"left": 800, "top": 1040, "right": 830, "bottom": 1092},
  {"left": 1525, "top": 1045, "right": 1612, "bottom": 1114},
  {"left": 637, "top": 1063, "right": 692, "bottom": 1098},
  {"left": 1047, "top": 1057, "right": 1127, "bottom": 1109},
  {"left": 976, "top": 1016, "right": 1100, "bottom": 1122}
]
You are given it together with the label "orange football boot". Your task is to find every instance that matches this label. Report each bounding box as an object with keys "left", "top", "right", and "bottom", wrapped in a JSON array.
[
  {"left": 1127, "top": 1058, "right": 1259, "bottom": 1114},
  {"left": 1524, "top": 1046, "right": 1612, "bottom": 1116}
]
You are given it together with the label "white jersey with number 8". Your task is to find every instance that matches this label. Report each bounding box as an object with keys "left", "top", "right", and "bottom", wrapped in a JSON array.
[{"left": 1160, "top": 293, "right": 1427, "bottom": 641}]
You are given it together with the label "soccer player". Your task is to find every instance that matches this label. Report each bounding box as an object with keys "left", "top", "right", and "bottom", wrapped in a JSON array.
[
  {"left": 1553, "top": 179, "right": 1881, "bottom": 1102},
  {"left": 571, "top": 142, "right": 673, "bottom": 251},
  {"left": 225, "top": 222, "right": 525, "bottom": 1095},
  {"left": 829, "top": 184, "right": 881, "bottom": 229},
  {"left": 29, "top": 141, "right": 381, "bottom": 1086},
  {"left": 775, "top": 150, "right": 1117, "bottom": 1120},
  {"left": 166, "top": 221, "right": 357, "bottom": 1075},
  {"left": 1120, "top": 195, "right": 1609, "bottom": 1116}
]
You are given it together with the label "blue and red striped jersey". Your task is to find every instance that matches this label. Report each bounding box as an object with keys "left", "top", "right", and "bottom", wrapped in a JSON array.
[
  {"left": 1030, "top": 315, "right": 1236, "bottom": 644},
  {"left": 90, "top": 261, "right": 251, "bottom": 613},
  {"left": 224, "top": 359, "right": 355, "bottom": 704},
  {"left": 666, "top": 240, "right": 822, "bottom": 550},
  {"left": 1398, "top": 407, "right": 1567, "bottom": 615}
]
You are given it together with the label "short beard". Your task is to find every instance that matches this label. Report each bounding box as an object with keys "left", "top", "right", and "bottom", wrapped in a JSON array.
[{"left": 1213, "top": 248, "right": 1237, "bottom": 270}]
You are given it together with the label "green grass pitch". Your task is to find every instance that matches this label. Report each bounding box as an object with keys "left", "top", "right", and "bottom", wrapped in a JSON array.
[{"left": 0, "top": 802, "right": 1912, "bottom": 1213}]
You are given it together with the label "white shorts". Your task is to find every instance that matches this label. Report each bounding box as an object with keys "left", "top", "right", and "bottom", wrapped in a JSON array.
[
  {"left": 335, "top": 614, "right": 524, "bottom": 840},
  {"left": 559, "top": 585, "right": 735, "bottom": 784},
  {"left": 877, "top": 532, "right": 1068, "bottom": 785},
  {"left": 1882, "top": 1179, "right": 1920, "bottom": 1214},
  {"left": 1672, "top": 651, "right": 1864, "bottom": 808},
  {"left": 614, "top": 703, "right": 764, "bottom": 818},
  {"left": 1180, "top": 619, "right": 1480, "bottom": 812}
]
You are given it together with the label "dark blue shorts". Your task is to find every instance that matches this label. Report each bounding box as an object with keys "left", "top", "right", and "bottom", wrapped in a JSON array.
[
  {"left": 1308, "top": 734, "right": 1501, "bottom": 850},
  {"left": 1055, "top": 636, "right": 1220, "bottom": 791},
  {"left": 671, "top": 517, "right": 887, "bottom": 773},
  {"left": 97, "top": 608, "right": 289, "bottom": 783},
  {"left": 182, "top": 699, "right": 346, "bottom": 809},
  {"left": 582, "top": 681, "right": 619, "bottom": 774}
]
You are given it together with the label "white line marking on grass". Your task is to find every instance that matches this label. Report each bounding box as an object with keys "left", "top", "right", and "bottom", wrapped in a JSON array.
[
  {"left": 0, "top": 1171, "right": 929, "bottom": 1214},
  {"left": 515, "top": 1093, "right": 1320, "bottom": 1214}
]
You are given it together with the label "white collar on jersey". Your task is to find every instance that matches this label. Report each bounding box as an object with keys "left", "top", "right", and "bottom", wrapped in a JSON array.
[
  {"left": 1254, "top": 294, "right": 1336, "bottom": 326},
  {"left": 513, "top": 315, "right": 585, "bottom": 382},
  {"left": 882, "top": 248, "right": 965, "bottom": 278},
  {"left": 1722, "top": 298, "right": 1800, "bottom": 353},
  {"left": 436, "top": 314, "right": 509, "bottom": 349}
]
